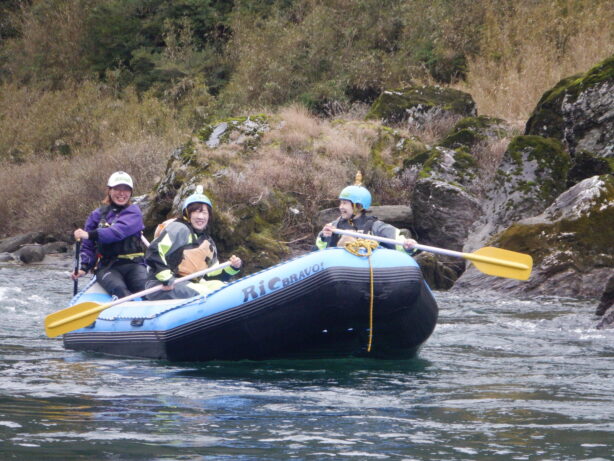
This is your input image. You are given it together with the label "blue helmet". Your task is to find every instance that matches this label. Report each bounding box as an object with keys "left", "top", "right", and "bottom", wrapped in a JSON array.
[
  {"left": 339, "top": 185, "right": 371, "bottom": 210},
  {"left": 182, "top": 185, "right": 212, "bottom": 214}
]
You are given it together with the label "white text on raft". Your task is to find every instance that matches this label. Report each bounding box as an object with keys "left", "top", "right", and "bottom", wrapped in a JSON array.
[{"left": 242, "top": 262, "right": 325, "bottom": 302}]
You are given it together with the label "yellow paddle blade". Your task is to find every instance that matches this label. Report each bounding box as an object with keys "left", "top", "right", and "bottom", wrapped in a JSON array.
[
  {"left": 45, "top": 301, "right": 109, "bottom": 338},
  {"left": 466, "top": 247, "right": 533, "bottom": 280}
]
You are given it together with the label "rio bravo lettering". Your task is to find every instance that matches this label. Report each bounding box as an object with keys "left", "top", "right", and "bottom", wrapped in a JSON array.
[{"left": 242, "top": 262, "right": 324, "bottom": 302}]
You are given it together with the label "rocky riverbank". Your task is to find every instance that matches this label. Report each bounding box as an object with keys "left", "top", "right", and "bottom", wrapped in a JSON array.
[{"left": 2, "top": 55, "right": 612, "bottom": 323}]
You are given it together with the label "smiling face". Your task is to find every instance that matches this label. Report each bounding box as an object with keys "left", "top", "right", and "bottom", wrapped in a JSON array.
[
  {"left": 339, "top": 199, "right": 355, "bottom": 220},
  {"left": 189, "top": 204, "right": 210, "bottom": 231},
  {"left": 108, "top": 185, "right": 132, "bottom": 206}
]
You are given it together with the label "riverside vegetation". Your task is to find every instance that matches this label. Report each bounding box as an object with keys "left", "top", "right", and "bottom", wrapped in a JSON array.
[{"left": 0, "top": 0, "right": 613, "bottom": 313}]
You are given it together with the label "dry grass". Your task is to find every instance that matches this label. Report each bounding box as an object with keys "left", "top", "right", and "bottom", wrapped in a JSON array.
[
  {"left": 473, "top": 137, "right": 510, "bottom": 182},
  {"left": 404, "top": 113, "right": 461, "bottom": 146},
  {"left": 0, "top": 77, "right": 191, "bottom": 237},
  {"left": 458, "top": 0, "right": 614, "bottom": 120},
  {"left": 0, "top": 136, "right": 177, "bottom": 238},
  {"left": 198, "top": 107, "right": 386, "bottom": 238}
]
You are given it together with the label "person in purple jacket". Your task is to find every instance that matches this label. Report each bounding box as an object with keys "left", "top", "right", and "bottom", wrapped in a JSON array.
[{"left": 71, "top": 171, "right": 147, "bottom": 298}]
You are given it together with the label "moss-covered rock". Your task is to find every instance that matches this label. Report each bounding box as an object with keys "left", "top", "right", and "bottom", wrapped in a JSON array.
[
  {"left": 196, "top": 115, "right": 269, "bottom": 150},
  {"left": 366, "top": 86, "right": 477, "bottom": 125},
  {"left": 412, "top": 178, "right": 482, "bottom": 254},
  {"left": 456, "top": 175, "right": 614, "bottom": 298},
  {"left": 566, "top": 150, "right": 613, "bottom": 188},
  {"left": 403, "top": 145, "right": 480, "bottom": 189},
  {"left": 464, "top": 135, "right": 571, "bottom": 252},
  {"left": 440, "top": 115, "right": 509, "bottom": 149},
  {"left": 141, "top": 113, "right": 294, "bottom": 274},
  {"left": 415, "top": 252, "right": 458, "bottom": 290},
  {"left": 499, "top": 136, "right": 571, "bottom": 201},
  {"left": 525, "top": 54, "right": 614, "bottom": 158},
  {"left": 211, "top": 193, "right": 292, "bottom": 272}
]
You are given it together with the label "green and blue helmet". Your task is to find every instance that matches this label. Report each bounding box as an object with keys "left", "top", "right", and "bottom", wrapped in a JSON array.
[
  {"left": 339, "top": 172, "right": 371, "bottom": 210},
  {"left": 182, "top": 185, "right": 212, "bottom": 217},
  {"left": 339, "top": 185, "right": 371, "bottom": 210}
]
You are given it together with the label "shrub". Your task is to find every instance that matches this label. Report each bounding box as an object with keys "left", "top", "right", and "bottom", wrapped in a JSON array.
[{"left": 0, "top": 137, "right": 174, "bottom": 238}]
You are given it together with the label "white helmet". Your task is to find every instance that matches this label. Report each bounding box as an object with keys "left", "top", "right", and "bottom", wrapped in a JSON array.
[{"left": 107, "top": 171, "right": 134, "bottom": 189}]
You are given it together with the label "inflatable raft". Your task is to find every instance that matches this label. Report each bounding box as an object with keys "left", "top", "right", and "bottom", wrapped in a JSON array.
[{"left": 63, "top": 247, "right": 438, "bottom": 361}]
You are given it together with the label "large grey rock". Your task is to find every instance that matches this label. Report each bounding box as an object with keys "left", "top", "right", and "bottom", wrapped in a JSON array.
[
  {"left": 455, "top": 175, "right": 614, "bottom": 298},
  {"left": 412, "top": 178, "right": 482, "bottom": 251},
  {"left": 16, "top": 244, "right": 46, "bottom": 264},
  {"left": 367, "top": 86, "right": 477, "bottom": 126},
  {"left": 0, "top": 232, "right": 45, "bottom": 253},
  {"left": 595, "top": 274, "right": 614, "bottom": 317},
  {"left": 42, "top": 241, "right": 70, "bottom": 254},
  {"left": 415, "top": 252, "right": 458, "bottom": 290},
  {"left": 464, "top": 135, "right": 571, "bottom": 252},
  {"left": 525, "top": 55, "right": 614, "bottom": 159}
]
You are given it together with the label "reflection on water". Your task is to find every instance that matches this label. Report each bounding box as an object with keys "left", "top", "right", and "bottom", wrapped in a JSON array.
[{"left": 1, "top": 264, "right": 613, "bottom": 460}]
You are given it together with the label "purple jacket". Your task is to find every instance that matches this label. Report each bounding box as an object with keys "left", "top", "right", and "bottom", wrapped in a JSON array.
[{"left": 80, "top": 203, "right": 145, "bottom": 271}]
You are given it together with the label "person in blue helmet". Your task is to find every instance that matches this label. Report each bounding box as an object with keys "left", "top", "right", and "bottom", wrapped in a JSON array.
[
  {"left": 144, "top": 186, "right": 242, "bottom": 300},
  {"left": 71, "top": 171, "right": 148, "bottom": 298},
  {"left": 316, "top": 172, "right": 418, "bottom": 253}
]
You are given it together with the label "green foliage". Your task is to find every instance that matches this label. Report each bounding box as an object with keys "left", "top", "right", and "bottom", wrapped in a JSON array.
[
  {"left": 221, "top": 0, "right": 486, "bottom": 112},
  {"left": 83, "top": 0, "right": 232, "bottom": 94}
]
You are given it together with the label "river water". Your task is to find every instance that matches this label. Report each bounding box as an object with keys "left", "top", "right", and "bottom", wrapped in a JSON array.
[{"left": 1, "top": 263, "right": 612, "bottom": 460}]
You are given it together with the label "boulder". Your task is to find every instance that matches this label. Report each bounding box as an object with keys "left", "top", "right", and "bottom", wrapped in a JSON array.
[
  {"left": 455, "top": 175, "right": 614, "bottom": 298},
  {"left": 366, "top": 86, "right": 477, "bottom": 126},
  {"left": 412, "top": 178, "right": 482, "bottom": 251},
  {"left": 596, "top": 307, "right": 614, "bottom": 330},
  {"left": 440, "top": 115, "right": 510, "bottom": 150},
  {"left": 16, "top": 244, "right": 46, "bottom": 264},
  {"left": 42, "top": 241, "right": 70, "bottom": 254},
  {"left": 399, "top": 138, "right": 485, "bottom": 276},
  {"left": 464, "top": 135, "right": 571, "bottom": 251},
  {"left": 525, "top": 54, "right": 614, "bottom": 160},
  {"left": 0, "top": 232, "right": 46, "bottom": 253},
  {"left": 415, "top": 252, "right": 458, "bottom": 290},
  {"left": 595, "top": 274, "right": 614, "bottom": 317},
  {"left": 143, "top": 115, "right": 271, "bottom": 235}
]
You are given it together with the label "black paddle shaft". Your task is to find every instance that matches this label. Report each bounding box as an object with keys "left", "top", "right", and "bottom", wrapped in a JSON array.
[{"left": 73, "top": 240, "right": 81, "bottom": 296}]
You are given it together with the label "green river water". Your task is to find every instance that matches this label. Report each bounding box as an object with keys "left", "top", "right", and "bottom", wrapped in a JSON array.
[{"left": 1, "top": 264, "right": 612, "bottom": 460}]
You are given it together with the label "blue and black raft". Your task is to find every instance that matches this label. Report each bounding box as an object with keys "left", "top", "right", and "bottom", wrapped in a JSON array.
[{"left": 46, "top": 245, "right": 439, "bottom": 362}]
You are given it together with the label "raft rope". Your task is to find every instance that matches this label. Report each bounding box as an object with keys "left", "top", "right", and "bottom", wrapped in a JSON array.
[{"left": 343, "top": 238, "right": 379, "bottom": 352}]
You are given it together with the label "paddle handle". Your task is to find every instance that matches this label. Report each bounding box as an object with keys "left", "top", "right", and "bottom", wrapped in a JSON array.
[
  {"left": 73, "top": 240, "right": 81, "bottom": 296},
  {"left": 50, "top": 261, "right": 233, "bottom": 328},
  {"left": 94, "top": 260, "right": 231, "bottom": 309},
  {"left": 332, "top": 229, "right": 529, "bottom": 270}
]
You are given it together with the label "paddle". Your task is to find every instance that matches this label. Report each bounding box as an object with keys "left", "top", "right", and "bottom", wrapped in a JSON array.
[
  {"left": 45, "top": 261, "right": 232, "bottom": 338},
  {"left": 331, "top": 229, "right": 532, "bottom": 281},
  {"left": 72, "top": 240, "right": 81, "bottom": 296}
]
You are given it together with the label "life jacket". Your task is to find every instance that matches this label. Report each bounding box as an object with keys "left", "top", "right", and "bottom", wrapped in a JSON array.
[
  {"left": 154, "top": 217, "right": 176, "bottom": 239},
  {"left": 329, "top": 214, "right": 378, "bottom": 247},
  {"left": 96, "top": 205, "right": 144, "bottom": 263},
  {"left": 163, "top": 220, "right": 218, "bottom": 274}
]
